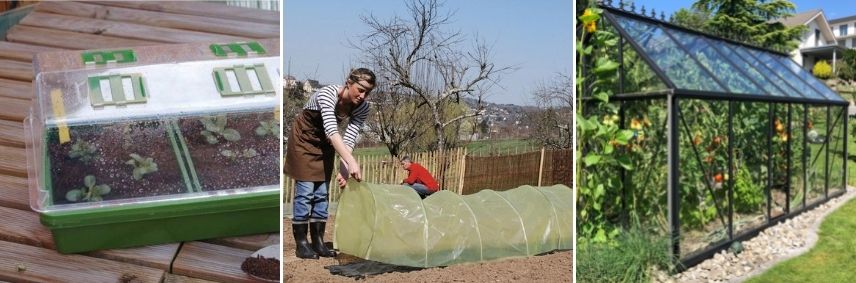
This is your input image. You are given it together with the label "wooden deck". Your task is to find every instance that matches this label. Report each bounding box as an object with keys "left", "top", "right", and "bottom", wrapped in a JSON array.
[{"left": 0, "top": 1, "right": 279, "bottom": 282}]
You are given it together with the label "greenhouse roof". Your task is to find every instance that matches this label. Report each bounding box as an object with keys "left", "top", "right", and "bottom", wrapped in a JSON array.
[{"left": 601, "top": 5, "right": 848, "bottom": 106}]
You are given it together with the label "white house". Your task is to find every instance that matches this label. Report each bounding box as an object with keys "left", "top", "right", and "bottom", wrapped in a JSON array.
[{"left": 778, "top": 9, "right": 853, "bottom": 71}]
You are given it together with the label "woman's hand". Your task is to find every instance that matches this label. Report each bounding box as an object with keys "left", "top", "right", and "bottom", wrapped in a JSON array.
[
  {"left": 336, "top": 172, "right": 347, "bottom": 189},
  {"left": 346, "top": 157, "right": 362, "bottom": 181}
]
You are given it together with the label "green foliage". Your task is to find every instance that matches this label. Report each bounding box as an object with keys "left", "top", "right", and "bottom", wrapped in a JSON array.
[
  {"left": 813, "top": 61, "right": 832, "bottom": 79},
  {"left": 671, "top": 7, "right": 711, "bottom": 31},
  {"left": 68, "top": 140, "right": 98, "bottom": 164},
  {"left": 220, "top": 148, "right": 258, "bottom": 162},
  {"left": 692, "top": 0, "right": 805, "bottom": 51},
  {"left": 577, "top": 228, "right": 673, "bottom": 283},
  {"left": 200, "top": 115, "right": 241, "bottom": 144},
  {"left": 65, "top": 175, "right": 111, "bottom": 202},
  {"left": 125, "top": 153, "right": 158, "bottom": 180},
  {"left": 734, "top": 166, "right": 765, "bottom": 213},
  {"left": 255, "top": 119, "right": 279, "bottom": 137}
]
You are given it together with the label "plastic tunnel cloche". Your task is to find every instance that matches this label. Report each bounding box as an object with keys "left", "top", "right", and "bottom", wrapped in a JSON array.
[{"left": 24, "top": 40, "right": 282, "bottom": 253}]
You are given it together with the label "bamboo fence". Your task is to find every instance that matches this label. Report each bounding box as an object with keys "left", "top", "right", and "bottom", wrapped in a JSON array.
[{"left": 284, "top": 147, "right": 572, "bottom": 203}]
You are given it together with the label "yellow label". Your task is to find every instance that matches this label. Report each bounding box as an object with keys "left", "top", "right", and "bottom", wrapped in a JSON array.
[
  {"left": 274, "top": 105, "right": 280, "bottom": 121},
  {"left": 50, "top": 89, "right": 70, "bottom": 144}
]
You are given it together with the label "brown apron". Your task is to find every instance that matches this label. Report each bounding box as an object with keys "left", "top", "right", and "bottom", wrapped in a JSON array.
[{"left": 284, "top": 110, "right": 338, "bottom": 182}]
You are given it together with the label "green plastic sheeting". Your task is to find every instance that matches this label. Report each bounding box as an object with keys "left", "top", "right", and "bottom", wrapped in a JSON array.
[{"left": 333, "top": 182, "right": 573, "bottom": 268}]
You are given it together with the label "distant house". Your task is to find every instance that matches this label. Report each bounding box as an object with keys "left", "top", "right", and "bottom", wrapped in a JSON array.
[
  {"left": 777, "top": 9, "right": 852, "bottom": 72},
  {"left": 283, "top": 75, "right": 297, "bottom": 89},
  {"left": 301, "top": 79, "right": 323, "bottom": 94}
]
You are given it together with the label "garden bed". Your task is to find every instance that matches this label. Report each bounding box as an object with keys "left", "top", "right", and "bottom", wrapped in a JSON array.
[{"left": 283, "top": 216, "right": 572, "bottom": 282}]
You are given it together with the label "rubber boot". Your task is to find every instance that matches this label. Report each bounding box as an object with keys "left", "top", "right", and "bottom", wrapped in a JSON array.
[
  {"left": 310, "top": 222, "right": 337, "bottom": 257},
  {"left": 293, "top": 223, "right": 319, "bottom": 259}
]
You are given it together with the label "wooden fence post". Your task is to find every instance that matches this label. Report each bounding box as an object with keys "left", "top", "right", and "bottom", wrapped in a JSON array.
[
  {"left": 538, "top": 147, "right": 546, "bottom": 186},
  {"left": 458, "top": 147, "right": 467, "bottom": 195}
]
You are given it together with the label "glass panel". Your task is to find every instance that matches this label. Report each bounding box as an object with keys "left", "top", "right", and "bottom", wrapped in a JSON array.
[
  {"left": 619, "top": 39, "right": 669, "bottom": 94},
  {"left": 624, "top": 99, "right": 669, "bottom": 236},
  {"left": 678, "top": 99, "right": 728, "bottom": 258},
  {"left": 789, "top": 104, "right": 805, "bottom": 212},
  {"left": 773, "top": 56, "right": 846, "bottom": 102},
  {"left": 745, "top": 48, "right": 826, "bottom": 100},
  {"left": 724, "top": 43, "right": 802, "bottom": 99},
  {"left": 611, "top": 14, "right": 724, "bottom": 92},
  {"left": 806, "top": 106, "right": 827, "bottom": 206},
  {"left": 732, "top": 101, "right": 769, "bottom": 237},
  {"left": 667, "top": 29, "right": 763, "bottom": 94},
  {"left": 708, "top": 42, "right": 787, "bottom": 97},
  {"left": 770, "top": 103, "right": 788, "bottom": 218},
  {"left": 829, "top": 107, "right": 846, "bottom": 195}
]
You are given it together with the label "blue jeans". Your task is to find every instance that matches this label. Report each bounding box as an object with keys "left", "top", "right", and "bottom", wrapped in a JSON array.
[
  {"left": 407, "top": 183, "right": 433, "bottom": 199},
  {"left": 292, "top": 181, "right": 329, "bottom": 224}
]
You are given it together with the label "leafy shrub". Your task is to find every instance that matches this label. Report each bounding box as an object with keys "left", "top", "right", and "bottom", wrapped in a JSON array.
[
  {"left": 577, "top": 228, "right": 673, "bottom": 283},
  {"left": 813, "top": 60, "right": 832, "bottom": 79},
  {"left": 734, "top": 166, "right": 764, "bottom": 213}
]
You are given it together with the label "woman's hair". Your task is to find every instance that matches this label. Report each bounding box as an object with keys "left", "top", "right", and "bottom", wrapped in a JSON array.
[{"left": 347, "top": 68, "right": 376, "bottom": 86}]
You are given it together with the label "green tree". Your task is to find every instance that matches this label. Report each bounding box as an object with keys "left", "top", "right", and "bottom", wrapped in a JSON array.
[
  {"left": 671, "top": 7, "right": 711, "bottom": 31},
  {"left": 692, "top": 0, "right": 805, "bottom": 51}
]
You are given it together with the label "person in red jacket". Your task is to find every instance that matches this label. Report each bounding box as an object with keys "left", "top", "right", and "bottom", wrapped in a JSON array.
[{"left": 399, "top": 156, "right": 439, "bottom": 198}]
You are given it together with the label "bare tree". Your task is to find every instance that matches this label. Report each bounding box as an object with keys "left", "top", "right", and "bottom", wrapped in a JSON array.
[
  {"left": 528, "top": 73, "right": 572, "bottom": 149},
  {"left": 366, "top": 82, "right": 428, "bottom": 157},
  {"left": 353, "top": 0, "right": 512, "bottom": 151}
]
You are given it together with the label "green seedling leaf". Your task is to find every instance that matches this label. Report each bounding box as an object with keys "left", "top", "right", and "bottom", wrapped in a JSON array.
[
  {"left": 95, "top": 184, "right": 111, "bottom": 195},
  {"left": 84, "top": 175, "right": 96, "bottom": 188},
  {"left": 66, "top": 189, "right": 83, "bottom": 202},
  {"left": 221, "top": 129, "right": 241, "bottom": 141}
]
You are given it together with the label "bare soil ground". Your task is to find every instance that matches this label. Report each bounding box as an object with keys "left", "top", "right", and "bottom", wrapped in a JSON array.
[{"left": 284, "top": 216, "right": 573, "bottom": 282}]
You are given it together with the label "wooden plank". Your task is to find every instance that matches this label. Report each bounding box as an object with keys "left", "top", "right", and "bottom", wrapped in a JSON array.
[
  {"left": 88, "top": 243, "right": 180, "bottom": 271},
  {"left": 0, "top": 78, "right": 32, "bottom": 100},
  {"left": 20, "top": 12, "right": 249, "bottom": 44},
  {"left": 0, "top": 59, "right": 33, "bottom": 81},
  {"left": 0, "top": 206, "right": 53, "bottom": 248},
  {"left": 205, "top": 233, "right": 278, "bottom": 251},
  {"left": 0, "top": 119, "right": 24, "bottom": 148},
  {"left": 173, "top": 241, "right": 259, "bottom": 283},
  {"left": 90, "top": 1, "right": 280, "bottom": 25},
  {"left": 0, "top": 144, "right": 28, "bottom": 177},
  {"left": 0, "top": 97, "right": 31, "bottom": 122},
  {"left": 0, "top": 175, "right": 29, "bottom": 210},
  {"left": 6, "top": 25, "right": 158, "bottom": 50},
  {"left": 163, "top": 273, "right": 220, "bottom": 283},
  {"left": 35, "top": 1, "right": 278, "bottom": 38},
  {"left": 0, "top": 41, "right": 63, "bottom": 62},
  {"left": 0, "top": 240, "right": 165, "bottom": 283}
]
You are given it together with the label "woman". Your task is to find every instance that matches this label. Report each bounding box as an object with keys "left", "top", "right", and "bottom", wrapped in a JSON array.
[{"left": 284, "top": 68, "right": 373, "bottom": 259}]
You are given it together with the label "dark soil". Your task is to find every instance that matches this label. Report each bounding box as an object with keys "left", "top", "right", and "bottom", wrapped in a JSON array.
[
  {"left": 177, "top": 112, "right": 278, "bottom": 191},
  {"left": 242, "top": 255, "right": 280, "bottom": 281},
  {"left": 48, "top": 120, "right": 187, "bottom": 205}
]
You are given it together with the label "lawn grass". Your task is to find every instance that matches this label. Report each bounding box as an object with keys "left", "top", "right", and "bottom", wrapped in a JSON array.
[{"left": 745, "top": 196, "right": 856, "bottom": 282}]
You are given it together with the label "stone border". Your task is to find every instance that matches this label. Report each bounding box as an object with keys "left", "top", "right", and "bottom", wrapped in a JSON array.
[{"left": 655, "top": 187, "right": 856, "bottom": 282}]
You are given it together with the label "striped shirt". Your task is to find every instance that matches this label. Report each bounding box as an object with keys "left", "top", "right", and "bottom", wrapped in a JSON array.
[{"left": 303, "top": 85, "right": 369, "bottom": 150}]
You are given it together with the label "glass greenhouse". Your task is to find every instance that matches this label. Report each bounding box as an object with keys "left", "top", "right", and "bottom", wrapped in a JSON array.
[{"left": 590, "top": 3, "right": 849, "bottom": 268}]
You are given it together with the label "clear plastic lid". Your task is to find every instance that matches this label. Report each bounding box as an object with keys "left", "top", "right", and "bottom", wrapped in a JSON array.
[{"left": 26, "top": 40, "right": 281, "bottom": 212}]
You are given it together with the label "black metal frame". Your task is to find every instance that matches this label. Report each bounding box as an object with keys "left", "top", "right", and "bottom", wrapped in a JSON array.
[{"left": 595, "top": 2, "right": 851, "bottom": 270}]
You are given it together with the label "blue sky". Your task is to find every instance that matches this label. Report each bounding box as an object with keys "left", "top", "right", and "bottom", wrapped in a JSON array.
[
  {"left": 639, "top": 0, "right": 856, "bottom": 22},
  {"left": 283, "top": 0, "right": 572, "bottom": 106}
]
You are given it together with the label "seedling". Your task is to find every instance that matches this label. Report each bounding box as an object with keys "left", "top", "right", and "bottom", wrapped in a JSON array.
[
  {"left": 200, "top": 115, "right": 241, "bottom": 144},
  {"left": 254, "top": 120, "right": 279, "bottom": 137},
  {"left": 125, "top": 153, "right": 158, "bottom": 180},
  {"left": 220, "top": 148, "right": 259, "bottom": 162},
  {"left": 68, "top": 140, "right": 98, "bottom": 164},
  {"left": 66, "top": 175, "right": 111, "bottom": 202}
]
